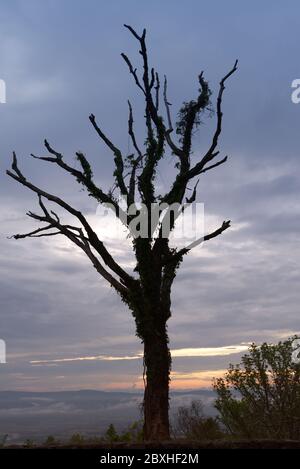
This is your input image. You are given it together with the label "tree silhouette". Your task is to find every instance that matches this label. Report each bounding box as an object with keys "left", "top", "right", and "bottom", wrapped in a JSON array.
[
  {"left": 214, "top": 339, "right": 300, "bottom": 439},
  {"left": 7, "top": 25, "right": 237, "bottom": 441}
]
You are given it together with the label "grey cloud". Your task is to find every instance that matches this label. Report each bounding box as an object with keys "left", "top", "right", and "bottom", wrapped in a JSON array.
[{"left": 1, "top": 0, "right": 300, "bottom": 391}]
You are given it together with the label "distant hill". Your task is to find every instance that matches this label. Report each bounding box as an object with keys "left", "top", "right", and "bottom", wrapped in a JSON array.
[{"left": 0, "top": 389, "right": 216, "bottom": 443}]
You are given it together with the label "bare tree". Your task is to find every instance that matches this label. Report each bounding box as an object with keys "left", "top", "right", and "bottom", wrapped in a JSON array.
[{"left": 6, "top": 25, "right": 237, "bottom": 441}]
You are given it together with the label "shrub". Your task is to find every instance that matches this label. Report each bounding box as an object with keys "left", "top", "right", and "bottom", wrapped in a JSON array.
[
  {"left": 173, "top": 400, "right": 224, "bottom": 440},
  {"left": 213, "top": 338, "right": 300, "bottom": 439},
  {"left": 68, "top": 433, "right": 86, "bottom": 445},
  {"left": 44, "top": 435, "right": 61, "bottom": 446},
  {"left": 103, "top": 421, "right": 144, "bottom": 443},
  {"left": 0, "top": 435, "right": 8, "bottom": 448}
]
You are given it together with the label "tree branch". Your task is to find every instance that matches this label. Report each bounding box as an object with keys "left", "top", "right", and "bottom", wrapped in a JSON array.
[
  {"left": 154, "top": 72, "right": 160, "bottom": 111},
  {"left": 127, "top": 100, "right": 143, "bottom": 160},
  {"left": 161, "top": 61, "right": 237, "bottom": 206},
  {"left": 121, "top": 53, "right": 145, "bottom": 95},
  {"left": 11, "top": 194, "right": 129, "bottom": 296},
  {"left": 123, "top": 25, "right": 167, "bottom": 206},
  {"left": 186, "top": 60, "right": 238, "bottom": 179},
  {"left": 127, "top": 100, "right": 143, "bottom": 205},
  {"left": 163, "top": 75, "right": 184, "bottom": 158},
  {"left": 7, "top": 154, "right": 134, "bottom": 287},
  {"left": 9, "top": 224, "right": 60, "bottom": 239},
  {"left": 31, "top": 140, "right": 121, "bottom": 213},
  {"left": 169, "top": 220, "right": 231, "bottom": 263},
  {"left": 185, "top": 179, "right": 199, "bottom": 204},
  {"left": 88, "top": 114, "right": 128, "bottom": 196}
]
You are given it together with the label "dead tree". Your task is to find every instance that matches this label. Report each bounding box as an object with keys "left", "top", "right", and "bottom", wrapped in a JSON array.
[{"left": 7, "top": 25, "right": 237, "bottom": 441}]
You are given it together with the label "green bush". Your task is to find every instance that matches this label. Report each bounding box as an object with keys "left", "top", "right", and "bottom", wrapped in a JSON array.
[
  {"left": 173, "top": 400, "right": 224, "bottom": 440},
  {"left": 23, "top": 439, "right": 35, "bottom": 448},
  {"left": 68, "top": 433, "right": 86, "bottom": 445},
  {"left": 0, "top": 435, "right": 8, "bottom": 448},
  {"left": 44, "top": 435, "right": 61, "bottom": 446},
  {"left": 103, "top": 421, "right": 143, "bottom": 443},
  {"left": 214, "top": 338, "right": 300, "bottom": 439}
]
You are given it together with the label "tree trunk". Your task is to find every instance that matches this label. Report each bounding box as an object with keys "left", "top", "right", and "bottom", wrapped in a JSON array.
[{"left": 142, "top": 321, "right": 171, "bottom": 441}]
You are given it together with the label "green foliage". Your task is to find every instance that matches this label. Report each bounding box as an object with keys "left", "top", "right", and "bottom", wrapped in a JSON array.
[
  {"left": 23, "top": 439, "right": 35, "bottom": 448},
  {"left": 103, "top": 421, "right": 144, "bottom": 443},
  {"left": 176, "top": 75, "right": 212, "bottom": 143},
  {"left": 0, "top": 434, "right": 8, "bottom": 448},
  {"left": 76, "top": 152, "right": 93, "bottom": 182},
  {"left": 44, "top": 435, "right": 61, "bottom": 446},
  {"left": 138, "top": 118, "right": 165, "bottom": 204},
  {"left": 68, "top": 433, "right": 86, "bottom": 445},
  {"left": 104, "top": 424, "right": 119, "bottom": 443},
  {"left": 121, "top": 421, "right": 144, "bottom": 442},
  {"left": 173, "top": 400, "right": 224, "bottom": 440},
  {"left": 214, "top": 338, "right": 300, "bottom": 439}
]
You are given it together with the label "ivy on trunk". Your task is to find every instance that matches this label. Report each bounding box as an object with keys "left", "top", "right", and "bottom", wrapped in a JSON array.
[{"left": 6, "top": 25, "right": 237, "bottom": 441}]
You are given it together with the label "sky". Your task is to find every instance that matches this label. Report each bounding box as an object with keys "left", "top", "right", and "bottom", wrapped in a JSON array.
[{"left": 0, "top": 0, "right": 300, "bottom": 391}]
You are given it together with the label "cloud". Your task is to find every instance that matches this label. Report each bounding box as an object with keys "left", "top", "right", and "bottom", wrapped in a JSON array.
[
  {"left": 29, "top": 344, "right": 250, "bottom": 364},
  {"left": 1, "top": 0, "right": 300, "bottom": 392},
  {"left": 171, "top": 344, "right": 249, "bottom": 357},
  {"left": 30, "top": 355, "right": 142, "bottom": 364}
]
